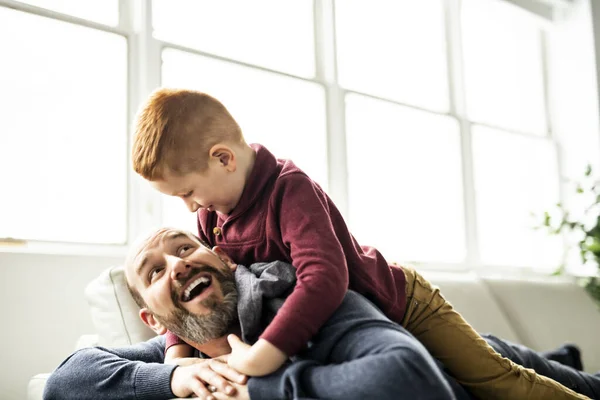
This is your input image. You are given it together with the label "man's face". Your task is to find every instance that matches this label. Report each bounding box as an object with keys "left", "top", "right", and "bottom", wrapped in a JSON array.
[{"left": 126, "top": 228, "right": 238, "bottom": 344}]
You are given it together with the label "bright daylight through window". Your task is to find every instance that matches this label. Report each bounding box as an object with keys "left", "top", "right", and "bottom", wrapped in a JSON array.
[
  {"left": 0, "top": 5, "right": 127, "bottom": 244},
  {"left": 0, "top": 0, "right": 598, "bottom": 273}
]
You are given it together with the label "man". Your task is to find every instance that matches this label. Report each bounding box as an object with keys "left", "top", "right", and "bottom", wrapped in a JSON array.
[{"left": 43, "top": 228, "right": 600, "bottom": 400}]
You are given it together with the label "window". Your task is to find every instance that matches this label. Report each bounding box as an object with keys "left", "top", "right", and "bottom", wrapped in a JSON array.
[
  {"left": 461, "top": 0, "right": 561, "bottom": 269},
  {"left": 462, "top": 0, "right": 547, "bottom": 135},
  {"left": 472, "top": 126, "right": 562, "bottom": 268},
  {"left": 2, "top": 0, "right": 597, "bottom": 274},
  {"left": 18, "top": 0, "right": 119, "bottom": 25},
  {"left": 336, "top": 0, "right": 449, "bottom": 111},
  {"left": 0, "top": 7, "right": 127, "bottom": 244},
  {"left": 345, "top": 94, "right": 465, "bottom": 263},
  {"left": 152, "top": 0, "right": 315, "bottom": 77}
]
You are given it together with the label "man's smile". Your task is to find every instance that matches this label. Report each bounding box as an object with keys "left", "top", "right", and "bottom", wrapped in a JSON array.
[{"left": 180, "top": 271, "right": 214, "bottom": 303}]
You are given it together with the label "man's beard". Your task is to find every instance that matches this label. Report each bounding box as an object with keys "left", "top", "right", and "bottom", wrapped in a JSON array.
[{"left": 153, "top": 265, "right": 238, "bottom": 345}]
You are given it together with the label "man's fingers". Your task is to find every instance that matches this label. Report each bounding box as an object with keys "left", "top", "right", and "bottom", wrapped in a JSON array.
[
  {"left": 210, "top": 359, "right": 248, "bottom": 384},
  {"left": 194, "top": 364, "right": 236, "bottom": 395},
  {"left": 189, "top": 378, "right": 215, "bottom": 400},
  {"left": 212, "top": 392, "right": 237, "bottom": 400}
]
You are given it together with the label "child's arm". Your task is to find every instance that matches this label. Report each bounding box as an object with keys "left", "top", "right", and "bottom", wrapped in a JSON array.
[
  {"left": 257, "top": 174, "right": 350, "bottom": 359},
  {"left": 227, "top": 335, "right": 287, "bottom": 376},
  {"left": 164, "top": 343, "right": 197, "bottom": 366}
]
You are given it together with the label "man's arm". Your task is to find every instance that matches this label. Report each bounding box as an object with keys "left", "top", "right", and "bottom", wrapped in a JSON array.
[
  {"left": 43, "top": 336, "right": 176, "bottom": 400},
  {"left": 44, "top": 336, "right": 249, "bottom": 400}
]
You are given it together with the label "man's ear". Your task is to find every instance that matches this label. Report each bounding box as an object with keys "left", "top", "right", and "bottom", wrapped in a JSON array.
[
  {"left": 139, "top": 308, "right": 167, "bottom": 335},
  {"left": 209, "top": 144, "right": 236, "bottom": 172},
  {"left": 213, "top": 246, "right": 237, "bottom": 271}
]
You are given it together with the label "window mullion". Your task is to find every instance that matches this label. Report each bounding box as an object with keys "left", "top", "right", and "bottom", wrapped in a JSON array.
[
  {"left": 0, "top": 0, "right": 125, "bottom": 34},
  {"left": 314, "top": 0, "right": 349, "bottom": 216},
  {"left": 540, "top": 30, "right": 566, "bottom": 209},
  {"left": 591, "top": 0, "right": 600, "bottom": 163},
  {"left": 126, "top": 0, "right": 163, "bottom": 244},
  {"left": 444, "top": 0, "right": 480, "bottom": 267}
]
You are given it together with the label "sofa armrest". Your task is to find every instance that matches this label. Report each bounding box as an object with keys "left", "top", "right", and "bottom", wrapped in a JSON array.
[
  {"left": 75, "top": 334, "right": 99, "bottom": 350},
  {"left": 28, "top": 373, "right": 51, "bottom": 400},
  {"left": 28, "top": 334, "right": 99, "bottom": 400}
]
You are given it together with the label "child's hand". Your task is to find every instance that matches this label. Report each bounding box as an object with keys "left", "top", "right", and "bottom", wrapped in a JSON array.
[
  {"left": 226, "top": 334, "right": 253, "bottom": 372},
  {"left": 227, "top": 335, "right": 288, "bottom": 376}
]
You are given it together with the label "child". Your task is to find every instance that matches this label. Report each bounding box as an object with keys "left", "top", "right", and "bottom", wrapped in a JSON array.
[{"left": 132, "top": 88, "right": 589, "bottom": 400}]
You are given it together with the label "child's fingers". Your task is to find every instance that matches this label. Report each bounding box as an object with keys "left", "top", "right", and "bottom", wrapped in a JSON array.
[{"left": 227, "top": 334, "right": 243, "bottom": 349}]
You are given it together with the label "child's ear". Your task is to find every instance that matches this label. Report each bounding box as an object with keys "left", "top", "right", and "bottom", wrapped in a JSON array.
[
  {"left": 213, "top": 246, "right": 237, "bottom": 271},
  {"left": 139, "top": 308, "right": 167, "bottom": 335},
  {"left": 209, "top": 145, "right": 236, "bottom": 171}
]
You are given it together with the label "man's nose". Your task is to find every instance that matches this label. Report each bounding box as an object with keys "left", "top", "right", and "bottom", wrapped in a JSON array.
[{"left": 169, "top": 256, "right": 192, "bottom": 281}]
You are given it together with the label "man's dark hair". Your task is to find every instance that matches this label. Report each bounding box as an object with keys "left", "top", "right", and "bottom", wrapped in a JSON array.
[{"left": 127, "top": 283, "right": 147, "bottom": 309}]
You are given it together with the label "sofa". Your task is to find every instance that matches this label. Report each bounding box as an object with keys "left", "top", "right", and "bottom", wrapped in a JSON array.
[{"left": 28, "top": 265, "right": 600, "bottom": 399}]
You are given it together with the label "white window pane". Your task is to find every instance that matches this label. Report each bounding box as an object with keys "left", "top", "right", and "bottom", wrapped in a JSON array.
[
  {"left": 462, "top": 0, "right": 547, "bottom": 134},
  {"left": 346, "top": 94, "right": 465, "bottom": 263},
  {"left": 161, "top": 49, "right": 327, "bottom": 227},
  {"left": 17, "top": 0, "right": 118, "bottom": 25},
  {"left": 161, "top": 196, "right": 199, "bottom": 234},
  {"left": 153, "top": 0, "right": 315, "bottom": 78},
  {"left": 336, "top": 0, "right": 449, "bottom": 112},
  {"left": 473, "top": 126, "right": 562, "bottom": 269},
  {"left": 0, "top": 9, "right": 128, "bottom": 244}
]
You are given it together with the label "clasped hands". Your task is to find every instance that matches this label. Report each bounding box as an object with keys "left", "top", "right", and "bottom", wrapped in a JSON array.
[
  {"left": 170, "top": 352, "right": 248, "bottom": 400},
  {"left": 170, "top": 334, "right": 287, "bottom": 400}
]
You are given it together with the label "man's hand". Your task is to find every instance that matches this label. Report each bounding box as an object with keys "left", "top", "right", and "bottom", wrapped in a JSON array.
[
  {"left": 210, "top": 381, "right": 250, "bottom": 400},
  {"left": 170, "top": 356, "right": 247, "bottom": 400},
  {"left": 227, "top": 335, "right": 288, "bottom": 376}
]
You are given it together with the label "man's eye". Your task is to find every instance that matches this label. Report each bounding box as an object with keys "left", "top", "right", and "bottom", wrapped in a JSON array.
[
  {"left": 178, "top": 244, "right": 193, "bottom": 256},
  {"left": 181, "top": 191, "right": 193, "bottom": 198},
  {"left": 149, "top": 267, "right": 164, "bottom": 281}
]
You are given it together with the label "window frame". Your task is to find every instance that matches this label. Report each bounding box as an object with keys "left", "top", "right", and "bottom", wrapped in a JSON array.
[
  {"left": 0, "top": 0, "right": 138, "bottom": 256},
  {"left": 0, "top": 0, "right": 587, "bottom": 277}
]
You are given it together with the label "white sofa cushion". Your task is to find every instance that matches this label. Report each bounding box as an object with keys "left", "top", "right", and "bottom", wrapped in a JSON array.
[
  {"left": 84, "top": 265, "right": 156, "bottom": 347},
  {"left": 28, "top": 373, "right": 50, "bottom": 400},
  {"left": 484, "top": 277, "right": 600, "bottom": 373},
  {"left": 420, "top": 270, "right": 522, "bottom": 343}
]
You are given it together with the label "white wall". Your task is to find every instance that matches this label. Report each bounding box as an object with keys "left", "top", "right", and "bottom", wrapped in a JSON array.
[{"left": 0, "top": 253, "right": 121, "bottom": 399}]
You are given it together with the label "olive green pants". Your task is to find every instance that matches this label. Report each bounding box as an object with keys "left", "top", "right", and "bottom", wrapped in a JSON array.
[{"left": 400, "top": 265, "right": 590, "bottom": 400}]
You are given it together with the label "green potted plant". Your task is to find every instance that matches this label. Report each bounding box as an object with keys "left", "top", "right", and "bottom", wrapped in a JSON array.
[{"left": 538, "top": 165, "right": 600, "bottom": 307}]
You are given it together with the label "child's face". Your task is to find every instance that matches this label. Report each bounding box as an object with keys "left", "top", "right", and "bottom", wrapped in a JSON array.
[{"left": 151, "top": 162, "right": 245, "bottom": 215}]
